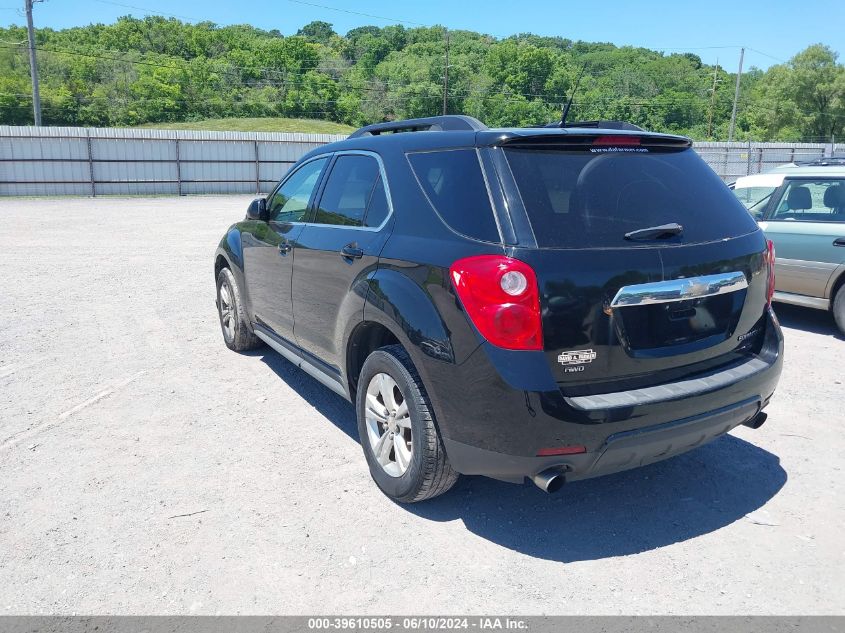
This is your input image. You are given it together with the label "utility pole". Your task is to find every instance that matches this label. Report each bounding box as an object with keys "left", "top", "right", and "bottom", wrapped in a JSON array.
[
  {"left": 25, "top": 0, "right": 42, "bottom": 126},
  {"left": 442, "top": 27, "right": 449, "bottom": 116},
  {"left": 707, "top": 58, "right": 719, "bottom": 139},
  {"left": 728, "top": 47, "right": 744, "bottom": 142}
]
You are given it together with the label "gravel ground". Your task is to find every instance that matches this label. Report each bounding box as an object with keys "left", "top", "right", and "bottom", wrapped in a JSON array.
[{"left": 1, "top": 196, "right": 843, "bottom": 615}]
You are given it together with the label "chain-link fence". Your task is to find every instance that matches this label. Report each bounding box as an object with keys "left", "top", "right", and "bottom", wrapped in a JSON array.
[{"left": 694, "top": 141, "right": 844, "bottom": 182}]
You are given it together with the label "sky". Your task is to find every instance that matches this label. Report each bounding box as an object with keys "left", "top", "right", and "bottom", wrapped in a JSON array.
[{"left": 2, "top": 0, "right": 843, "bottom": 72}]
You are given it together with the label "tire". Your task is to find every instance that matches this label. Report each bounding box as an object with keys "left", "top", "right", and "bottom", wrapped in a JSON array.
[
  {"left": 216, "top": 267, "right": 262, "bottom": 351},
  {"left": 356, "top": 344, "right": 459, "bottom": 503},
  {"left": 834, "top": 284, "right": 845, "bottom": 336}
]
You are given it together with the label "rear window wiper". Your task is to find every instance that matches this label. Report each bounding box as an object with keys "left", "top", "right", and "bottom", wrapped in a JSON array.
[{"left": 624, "top": 222, "right": 684, "bottom": 241}]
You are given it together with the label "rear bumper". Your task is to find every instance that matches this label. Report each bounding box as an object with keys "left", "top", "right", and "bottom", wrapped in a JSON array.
[
  {"left": 444, "top": 397, "right": 763, "bottom": 483},
  {"left": 426, "top": 307, "right": 783, "bottom": 483}
]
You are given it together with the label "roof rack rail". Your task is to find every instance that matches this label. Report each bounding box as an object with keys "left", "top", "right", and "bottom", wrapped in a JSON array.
[
  {"left": 794, "top": 157, "right": 845, "bottom": 167},
  {"left": 540, "top": 119, "right": 645, "bottom": 131},
  {"left": 348, "top": 115, "right": 488, "bottom": 139}
]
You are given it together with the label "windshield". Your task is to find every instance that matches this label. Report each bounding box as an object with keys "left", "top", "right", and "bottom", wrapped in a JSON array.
[{"left": 503, "top": 146, "right": 759, "bottom": 248}]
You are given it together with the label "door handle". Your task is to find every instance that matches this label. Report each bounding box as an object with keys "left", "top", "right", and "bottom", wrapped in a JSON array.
[
  {"left": 340, "top": 244, "right": 364, "bottom": 259},
  {"left": 278, "top": 242, "right": 292, "bottom": 255},
  {"left": 834, "top": 238, "right": 845, "bottom": 247}
]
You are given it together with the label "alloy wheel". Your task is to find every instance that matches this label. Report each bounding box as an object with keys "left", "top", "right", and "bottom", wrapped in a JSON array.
[
  {"left": 364, "top": 372, "right": 412, "bottom": 477},
  {"left": 218, "top": 281, "right": 235, "bottom": 341}
]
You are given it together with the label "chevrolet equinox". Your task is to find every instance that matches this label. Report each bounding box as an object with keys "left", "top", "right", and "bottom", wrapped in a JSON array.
[{"left": 214, "top": 115, "right": 783, "bottom": 502}]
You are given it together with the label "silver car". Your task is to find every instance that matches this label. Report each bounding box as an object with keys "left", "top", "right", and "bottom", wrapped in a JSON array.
[{"left": 732, "top": 160, "right": 845, "bottom": 334}]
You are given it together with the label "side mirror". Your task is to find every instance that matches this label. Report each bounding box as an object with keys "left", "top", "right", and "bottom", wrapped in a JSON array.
[{"left": 246, "top": 197, "right": 267, "bottom": 221}]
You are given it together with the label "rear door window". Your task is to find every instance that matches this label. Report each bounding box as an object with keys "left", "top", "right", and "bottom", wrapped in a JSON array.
[
  {"left": 768, "top": 180, "right": 845, "bottom": 223},
  {"left": 407, "top": 149, "right": 500, "bottom": 242},
  {"left": 503, "top": 146, "right": 759, "bottom": 248},
  {"left": 313, "top": 154, "right": 381, "bottom": 227}
]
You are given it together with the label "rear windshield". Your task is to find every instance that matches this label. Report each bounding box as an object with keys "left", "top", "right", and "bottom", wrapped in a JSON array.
[{"left": 503, "top": 147, "right": 758, "bottom": 248}]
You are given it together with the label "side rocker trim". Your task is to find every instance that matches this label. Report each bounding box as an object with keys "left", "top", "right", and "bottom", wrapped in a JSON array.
[{"left": 253, "top": 323, "right": 351, "bottom": 401}]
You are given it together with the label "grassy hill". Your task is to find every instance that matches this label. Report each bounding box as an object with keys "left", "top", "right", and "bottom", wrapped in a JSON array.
[{"left": 134, "top": 117, "right": 354, "bottom": 135}]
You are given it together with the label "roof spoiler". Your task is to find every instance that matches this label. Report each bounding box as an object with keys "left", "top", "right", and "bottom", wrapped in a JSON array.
[
  {"left": 495, "top": 132, "right": 692, "bottom": 149},
  {"left": 349, "top": 115, "right": 488, "bottom": 139}
]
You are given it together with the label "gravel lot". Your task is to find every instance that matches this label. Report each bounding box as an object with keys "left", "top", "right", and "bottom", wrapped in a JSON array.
[{"left": 1, "top": 195, "right": 843, "bottom": 615}]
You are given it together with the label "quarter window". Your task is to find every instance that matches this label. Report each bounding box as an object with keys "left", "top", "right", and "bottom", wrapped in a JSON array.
[
  {"left": 407, "top": 149, "right": 500, "bottom": 242},
  {"left": 732, "top": 186, "right": 778, "bottom": 219},
  {"left": 365, "top": 176, "right": 390, "bottom": 228},
  {"left": 267, "top": 157, "right": 327, "bottom": 222}
]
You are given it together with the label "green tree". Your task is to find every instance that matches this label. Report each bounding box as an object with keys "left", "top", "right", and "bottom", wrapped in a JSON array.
[
  {"left": 758, "top": 44, "right": 844, "bottom": 141},
  {"left": 296, "top": 21, "right": 336, "bottom": 45},
  {"left": 0, "top": 18, "right": 840, "bottom": 140}
]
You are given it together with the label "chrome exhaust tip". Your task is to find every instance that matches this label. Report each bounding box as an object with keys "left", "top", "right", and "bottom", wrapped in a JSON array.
[
  {"left": 743, "top": 411, "right": 768, "bottom": 429},
  {"left": 531, "top": 468, "right": 567, "bottom": 494}
]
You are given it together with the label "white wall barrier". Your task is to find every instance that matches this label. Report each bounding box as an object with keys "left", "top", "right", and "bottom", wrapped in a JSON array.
[{"left": 1, "top": 125, "right": 842, "bottom": 196}]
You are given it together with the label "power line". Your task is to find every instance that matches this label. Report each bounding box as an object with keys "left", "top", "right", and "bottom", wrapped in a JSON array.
[
  {"left": 0, "top": 41, "right": 347, "bottom": 83},
  {"left": 0, "top": 42, "right": 537, "bottom": 99},
  {"left": 0, "top": 8, "right": 831, "bottom": 134},
  {"left": 92, "top": 0, "right": 202, "bottom": 22},
  {"left": 0, "top": 90, "right": 787, "bottom": 113},
  {"left": 746, "top": 47, "right": 788, "bottom": 64},
  {"left": 10, "top": 0, "right": 793, "bottom": 72},
  {"left": 1, "top": 38, "right": 735, "bottom": 104},
  {"left": 647, "top": 45, "right": 744, "bottom": 51},
  {"left": 8, "top": 88, "right": 844, "bottom": 129},
  {"left": 284, "top": 2, "right": 790, "bottom": 67},
  {"left": 285, "top": 0, "right": 428, "bottom": 27},
  {"left": 0, "top": 40, "right": 810, "bottom": 113},
  {"left": 0, "top": 46, "right": 791, "bottom": 112},
  {"left": 1, "top": 14, "right": 750, "bottom": 87}
]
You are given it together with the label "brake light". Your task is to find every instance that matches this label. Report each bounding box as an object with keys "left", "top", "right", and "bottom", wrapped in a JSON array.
[
  {"left": 765, "top": 239, "right": 776, "bottom": 306},
  {"left": 593, "top": 135, "right": 640, "bottom": 146},
  {"left": 450, "top": 255, "right": 543, "bottom": 350}
]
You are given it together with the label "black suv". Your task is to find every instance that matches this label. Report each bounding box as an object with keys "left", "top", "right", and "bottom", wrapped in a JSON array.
[{"left": 214, "top": 115, "right": 783, "bottom": 503}]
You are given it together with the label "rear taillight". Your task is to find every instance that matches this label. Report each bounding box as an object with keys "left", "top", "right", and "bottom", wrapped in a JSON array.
[
  {"left": 450, "top": 255, "right": 543, "bottom": 351},
  {"left": 765, "top": 239, "right": 776, "bottom": 306}
]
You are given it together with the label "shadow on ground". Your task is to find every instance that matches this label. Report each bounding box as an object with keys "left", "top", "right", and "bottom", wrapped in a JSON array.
[
  {"left": 253, "top": 348, "right": 787, "bottom": 563},
  {"left": 252, "top": 349, "right": 360, "bottom": 441},
  {"left": 411, "top": 435, "right": 785, "bottom": 562},
  {"left": 774, "top": 303, "right": 842, "bottom": 339}
]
